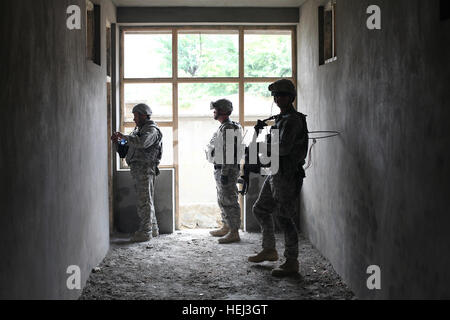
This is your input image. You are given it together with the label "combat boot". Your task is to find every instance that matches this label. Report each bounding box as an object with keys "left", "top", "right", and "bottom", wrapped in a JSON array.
[
  {"left": 210, "top": 224, "right": 230, "bottom": 237},
  {"left": 131, "top": 231, "right": 151, "bottom": 243},
  {"left": 152, "top": 225, "right": 159, "bottom": 237},
  {"left": 248, "top": 249, "right": 279, "bottom": 263},
  {"left": 218, "top": 230, "right": 240, "bottom": 244},
  {"left": 271, "top": 259, "right": 299, "bottom": 277}
]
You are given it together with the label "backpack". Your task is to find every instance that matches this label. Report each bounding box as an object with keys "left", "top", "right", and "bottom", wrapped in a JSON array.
[{"left": 148, "top": 124, "right": 163, "bottom": 166}]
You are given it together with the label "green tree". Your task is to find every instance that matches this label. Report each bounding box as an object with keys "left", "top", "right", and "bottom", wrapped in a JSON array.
[{"left": 156, "top": 33, "right": 291, "bottom": 106}]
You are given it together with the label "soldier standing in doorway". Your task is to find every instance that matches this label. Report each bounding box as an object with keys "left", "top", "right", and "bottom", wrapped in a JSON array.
[
  {"left": 206, "top": 99, "right": 244, "bottom": 244},
  {"left": 111, "top": 103, "right": 163, "bottom": 242}
]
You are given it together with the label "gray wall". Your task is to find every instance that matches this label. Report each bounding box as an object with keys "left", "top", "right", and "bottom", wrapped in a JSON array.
[
  {"left": 298, "top": 0, "right": 450, "bottom": 299},
  {"left": 0, "top": 0, "right": 116, "bottom": 299},
  {"left": 115, "top": 169, "right": 175, "bottom": 234}
]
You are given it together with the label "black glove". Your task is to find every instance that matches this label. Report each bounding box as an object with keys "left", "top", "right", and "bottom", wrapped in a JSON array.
[
  {"left": 254, "top": 120, "right": 267, "bottom": 133},
  {"left": 220, "top": 175, "right": 229, "bottom": 185}
]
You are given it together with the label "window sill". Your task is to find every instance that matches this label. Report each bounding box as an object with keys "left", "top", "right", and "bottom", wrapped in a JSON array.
[
  {"left": 324, "top": 56, "right": 338, "bottom": 64},
  {"left": 117, "top": 166, "right": 175, "bottom": 172}
]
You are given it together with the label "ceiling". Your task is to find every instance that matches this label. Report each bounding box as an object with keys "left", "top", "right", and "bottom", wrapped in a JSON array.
[{"left": 112, "top": 0, "right": 307, "bottom": 7}]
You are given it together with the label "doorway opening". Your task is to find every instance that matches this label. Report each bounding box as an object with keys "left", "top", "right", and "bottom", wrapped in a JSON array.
[
  {"left": 119, "top": 26, "right": 297, "bottom": 230},
  {"left": 178, "top": 83, "right": 239, "bottom": 229}
]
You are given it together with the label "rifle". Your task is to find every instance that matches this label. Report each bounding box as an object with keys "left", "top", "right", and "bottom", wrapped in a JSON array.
[{"left": 238, "top": 115, "right": 277, "bottom": 196}]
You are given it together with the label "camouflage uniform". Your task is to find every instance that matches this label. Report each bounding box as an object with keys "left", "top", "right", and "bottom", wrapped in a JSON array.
[
  {"left": 210, "top": 118, "right": 243, "bottom": 230},
  {"left": 130, "top": 163, "right": 157, "bottom": 235},
  {"left": 124, "top": 119, "right": 163, "bottom": 237},
  {"left": 253, "top": 108, "right": 308, "bottom": 259}
]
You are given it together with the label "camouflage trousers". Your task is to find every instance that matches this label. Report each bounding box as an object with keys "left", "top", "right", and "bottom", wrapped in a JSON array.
[
  {"left": 214, "top": 167, "right": 241, "bottom": 230},
  {"left": 130, "top": 163, "right": 158, "bottom": 236},
  {"left": 253, "top": 174, "right": 303, "bottom": 259}
]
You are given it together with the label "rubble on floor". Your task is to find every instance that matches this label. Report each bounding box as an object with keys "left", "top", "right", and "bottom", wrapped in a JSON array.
[{"left": 80, "top": 230, "right": 355, "bottom": 300}]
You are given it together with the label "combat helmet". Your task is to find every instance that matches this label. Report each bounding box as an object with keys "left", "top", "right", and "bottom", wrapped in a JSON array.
[
  {"left": 132, "top": 103, "right": 153, "bottom": 116},
  {"left": 268, "top": 79, "right": 297, "bottom": 97},
  {"left": 210, "top": 99, "right": 233, "bottom": 115}
]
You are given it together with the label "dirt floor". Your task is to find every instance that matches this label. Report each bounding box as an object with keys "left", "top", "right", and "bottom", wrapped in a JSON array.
[{"left": 80, "top": 230, "right": 355, "bottom": 300}]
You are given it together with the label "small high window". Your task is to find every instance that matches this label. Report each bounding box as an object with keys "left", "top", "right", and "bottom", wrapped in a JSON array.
[
  {"left": 86, "top": 0, "right": 101, "bottom": 65},
  {"left": 106, "top": 22, "right": 111, "bottom": 77},
  {"left": 319, "top": 0, "right": 337, "bottom": 65},
  {"left": 441, "top": 0, "right": 450, "bottom": 21}
]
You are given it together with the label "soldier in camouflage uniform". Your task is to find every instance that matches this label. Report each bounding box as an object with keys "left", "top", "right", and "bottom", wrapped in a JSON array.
[
  {"left": 248, "top": 80, "right": 309, "bottom": 277},
  {"left": 111, "top": 104, "right": 163, "bottom": 243},
  {"left": 206, "top": 99, "right": 243, "bottom": 244}
]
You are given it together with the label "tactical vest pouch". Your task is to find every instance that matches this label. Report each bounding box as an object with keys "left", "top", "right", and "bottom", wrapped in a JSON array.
[{"left": 147, "top": 124, "right": 163, "bottom": 170}]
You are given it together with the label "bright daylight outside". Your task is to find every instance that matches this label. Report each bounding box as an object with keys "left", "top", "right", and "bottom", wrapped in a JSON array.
[{"left": 122, "top": 28, "right": 294, "bottom": 229}]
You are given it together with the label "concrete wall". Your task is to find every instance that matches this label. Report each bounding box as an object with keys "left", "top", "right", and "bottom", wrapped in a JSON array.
[
  {"left": 0, "top": 0, "right": 116, "bottom": 299},
  {"left": 115, "top": 169, "right": 175, "bottom": 234},
  {"left": 298, "top": 0, "right": 450, "bottom": 299}
]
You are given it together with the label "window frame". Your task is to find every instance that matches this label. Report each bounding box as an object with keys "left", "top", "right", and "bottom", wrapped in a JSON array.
[
  {"left": 119, "top": 26, "right": 297, "bottom": 229},
  {"left": 120, "top": 25, "right": 297, "bottom": 167},
  {"left": 86, "top": 0, "right": 101, "bottom": 65},
  {"left": 319, "top": 0, "right": 337, "bottom": 65}
]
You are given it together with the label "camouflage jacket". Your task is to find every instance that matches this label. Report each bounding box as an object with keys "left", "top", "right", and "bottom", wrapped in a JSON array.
[
  {"left": 270, "top": 107, "right": 309, "bottom": 176},
  {"left": 208, "top": 118, "right": 243, "bottom": 177},
  {"left": 124, "top": 119, "right": 163, "bottom": 169}
]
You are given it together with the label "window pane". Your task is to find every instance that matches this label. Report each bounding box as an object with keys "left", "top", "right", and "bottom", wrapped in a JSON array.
[
  {"left": 179, "top": 83, "right": 239, "bottom": 117},
  {"left": 244, "top": 32, "right": 292, "bottom": 78},
  {"left": 124, "top": 33, "right": 172, "bottom": 78},
  {"left": 159, "top": 126, "right": 173, "bottom": 166},
  {"left": 244, "top": 82, "right": 275, "bottom": 122},
  {"left": 124, "top": 83, "right": 172, "bottom": 122},
  {"left": 122, "top": 126, "right": 173, "bottom": 167},
  {"left": 178, "top": 32, "right": 239, "bottom": 78}
]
